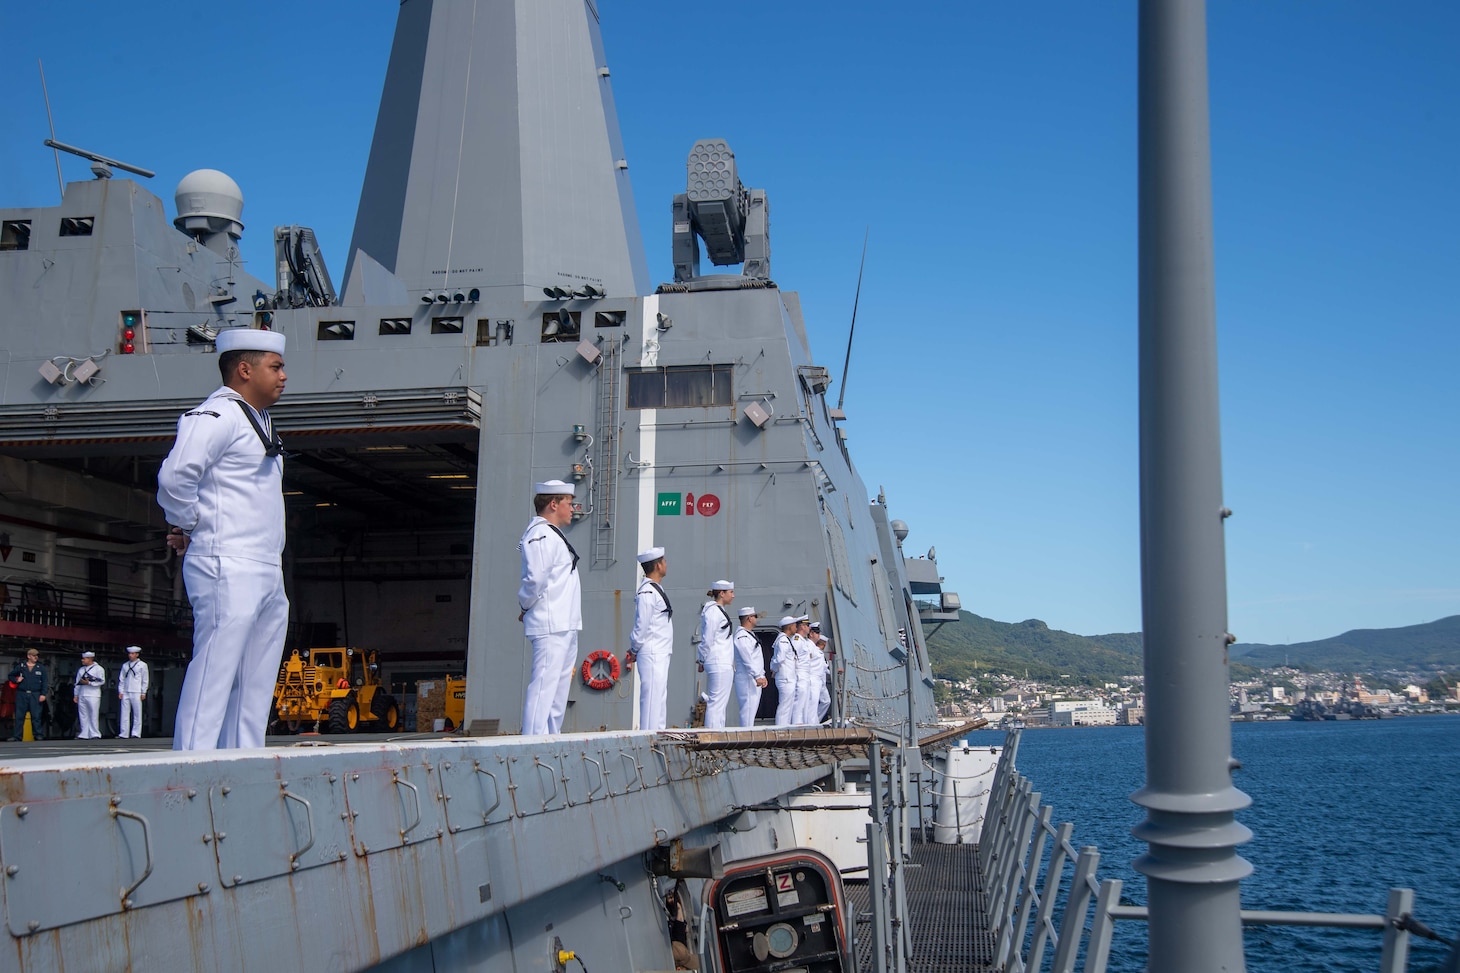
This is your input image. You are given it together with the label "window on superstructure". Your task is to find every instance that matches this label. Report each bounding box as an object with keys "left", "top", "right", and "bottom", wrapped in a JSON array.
[
  {"left": 625, "top": 365, "right": 733, "bottom": 409},
  {"left": 59, "top": 217, "right": 94, "bottom": 236},
  {"left": 478, "top": 319, "right": 514, "bottom": 346},
  {"left": 1, "top": 220, "right": 31, "bottom": 251},
  {"left": 541, "top": 311, "right": 581, "bottom": 343}
]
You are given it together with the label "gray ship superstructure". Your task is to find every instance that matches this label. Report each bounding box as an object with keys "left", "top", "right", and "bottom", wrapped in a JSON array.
[{"left": 0, "top": 0, "right": 946, "bottom": 739}]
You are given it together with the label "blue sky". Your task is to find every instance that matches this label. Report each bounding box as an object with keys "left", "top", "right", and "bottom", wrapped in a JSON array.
[{"left": 3, "top": 2, "right": 1455, "bottom": 646}]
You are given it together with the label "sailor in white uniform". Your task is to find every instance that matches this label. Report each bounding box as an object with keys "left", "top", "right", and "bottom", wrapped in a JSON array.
[
  {"left": 518, "top": 480, "right": 583, "bottom": 735},
  {"left": 810, "top": 622, "right": 832, "bottom": 721},
  {"left": 158, "top": 327, "right": 290, "bottom": 751},
  {"left": 626, "top": 547, "right": 673, "bottom": 731},
  {"left": 117, "top": 645, "right": 149, "bottom": 738},
  {"left": 732, "top": 606, "right": 767, "bottom": 727},
  {"left": 794, "top": 617, "right": 823, "bottom": 725},
  {"left": 771, "top": 616, "right": 800, "bottom": 726},
  {"left": 72, "top": 650, "right": 105, "bottom": 739},
  {"left": 696, "top": 581, "right": 736, "bottom": 728}
]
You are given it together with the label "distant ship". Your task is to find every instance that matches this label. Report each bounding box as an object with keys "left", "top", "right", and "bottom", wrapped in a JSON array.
[{"left": 1290, "top": 697, "right": 1330, "bottom": 721}]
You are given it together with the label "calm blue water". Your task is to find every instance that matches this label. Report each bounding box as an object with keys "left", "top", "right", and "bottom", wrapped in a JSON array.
[{"left": 963, "top": 716, "right": 1460, "bottom": 972}]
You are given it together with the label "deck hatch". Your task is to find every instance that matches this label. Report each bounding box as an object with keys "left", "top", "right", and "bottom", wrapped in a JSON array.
[
  {"left": 1, "top": 790, "right": 215, "bottom": 935},
  {"left": 208, "top": 775, "right": 352, "bottom": 886}
]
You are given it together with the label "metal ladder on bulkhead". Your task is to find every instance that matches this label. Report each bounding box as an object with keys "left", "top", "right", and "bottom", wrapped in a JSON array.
[{"left": 592, "top": 338, "right": 620, "bottom": 567}]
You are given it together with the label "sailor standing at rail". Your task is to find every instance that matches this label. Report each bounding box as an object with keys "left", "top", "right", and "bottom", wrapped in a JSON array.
[
  {"left": 117, "top": 645, "right": 149, "bottom": 739},
  {"left": 73, "top": 650, "right": 105, "bottom": 739},
  {"left": 732, "top": 607, "right": 767, "bottom": 727},
  {"left": 810, "top": 621, "right": 832, "bottom": 722},
  {"left": 793, "top": 617, "right": 823, "bottom": 725},
  {"left": 158, "top": 327, "right": 290, "bottom": 750},
  {"left": 696, "top": 581, "right": 736, "bottom": 728},
  {"left": 518, "top": 480, "right": 582, "bottom": 735},
  {"left": 771, "top": 616, "right": 800, "bottom": 726},
  {"left": 626, "top": 547, "right": 673, "bottom": 731}
]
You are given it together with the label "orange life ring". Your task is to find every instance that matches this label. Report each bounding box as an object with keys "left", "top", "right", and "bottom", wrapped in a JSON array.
[{"left": 580, "top": 650, "right": 620, "bottom": 691}]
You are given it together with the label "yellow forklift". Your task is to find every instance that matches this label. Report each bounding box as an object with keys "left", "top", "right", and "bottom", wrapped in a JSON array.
[{"left": 271, "top": 647, "right": 401, "bottom": 734}]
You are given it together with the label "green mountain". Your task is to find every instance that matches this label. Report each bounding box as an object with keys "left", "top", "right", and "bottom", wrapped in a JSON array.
[
  {"left": 924, "top": 612, "right": 1460, "bottom": 683},
  {"left": 1230, "top": 615, "right": 1460, "bottom": 671},
  {"left": 921, "top": 613, "right": 1145, "bottom": 686}
]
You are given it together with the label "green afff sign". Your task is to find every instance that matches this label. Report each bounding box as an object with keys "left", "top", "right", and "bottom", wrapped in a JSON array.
[{"left": 657, "top": 492, "right": 681, "bottom": 515}]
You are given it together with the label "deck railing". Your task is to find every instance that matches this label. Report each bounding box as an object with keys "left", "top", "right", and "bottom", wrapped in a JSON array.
[{"left": 978, "top": 730, "right": 1442, "bottom": 973}]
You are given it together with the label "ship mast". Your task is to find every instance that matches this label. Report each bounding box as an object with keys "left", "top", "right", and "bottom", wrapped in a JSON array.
[{"left": 1133, "top": 1, "right": 1252, "bottom": 971}]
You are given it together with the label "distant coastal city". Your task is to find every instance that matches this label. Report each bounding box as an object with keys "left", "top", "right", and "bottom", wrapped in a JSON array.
[
  {"left": 924, "top": 611, "right": 1460, "bottom": 727},
  {"left": 934, "top": 667, "right": 1460, "bottom": 728}
]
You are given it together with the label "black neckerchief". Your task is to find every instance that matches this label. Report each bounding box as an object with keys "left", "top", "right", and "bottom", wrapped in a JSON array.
[
  {"left": 716, "top": 605, "right": 733, "bottom": 632},
  {"left": 647, "top": 581, "right": 672, "bottom": 617},
  {"left": 125, "top": 661, "right": 143, "bottom": 677},
  {"left": 547, "top": 524, "right": 579, "bottom": 571},
  {"left": 234, "top": 398, "right": 283, "bottom": 457},
  {"left": 76, "top": 664, "right": 98, "bottom": 686}
]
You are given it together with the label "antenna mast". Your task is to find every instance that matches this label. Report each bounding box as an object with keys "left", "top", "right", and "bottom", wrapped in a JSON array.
[
  {"left": 836, "top": 229, "right": 869, "bottom": 411},
  {"left": 38, "top": 60, "right": 63, "bottom": 201}
]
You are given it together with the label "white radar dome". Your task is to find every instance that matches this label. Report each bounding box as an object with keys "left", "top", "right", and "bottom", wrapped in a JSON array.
[{"left": 174, "top": 169, "right": 244, "bottom": 226}]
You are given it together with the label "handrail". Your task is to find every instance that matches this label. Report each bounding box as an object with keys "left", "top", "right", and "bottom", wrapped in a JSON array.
[
  {"left": 280, "top": 787, "right": 316, "bottom": 865},
  {"left": 109, "top": 804, "right": 154, "bottom": 908},
  {"left": 979, "top": 730, "right": 1431, "bottom": 973}
]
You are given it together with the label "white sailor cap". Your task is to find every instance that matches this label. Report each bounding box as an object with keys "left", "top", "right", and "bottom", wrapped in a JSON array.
[
  {"left": 126, "top": 645, "right": 142, "bottom": 654},
  {"left": 81, "top": 651, "right": 95, "bottom": 658},
  {"left": 710, "top": 580, "right": 734, "bottom": 591},
  {"left": 533, "top": 479, "right": 576, "bottom": 496},
  {"left": 216, "top": 328, "right": 286, "bottom": 355},
  {"left": 738, "top": 606, "right": 758, "bottom": 617},
  {"left": 809, "top": 622, "right": 821, "bottom": 631},
  {"left": 796, "top": 615, "right": 810, "bottom": 623},
  {"left": 778, "top": 616, "right": 799, "bottom": 628},
  {"left": 637, "top": 547, "right": 665, "bottom": 563}
]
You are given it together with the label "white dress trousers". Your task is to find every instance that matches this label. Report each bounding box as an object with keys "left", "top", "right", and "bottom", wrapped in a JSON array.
[
  {"left": 519, "top": 516, "right": 583, "bottom": 735},
  {"left": 771, "top": 634, "right": 799, "bottom": 725},
  {"left": 630, "top": 580, "right": 674, "bottom": 730},
  {"left": 522, "top": 630, "right": 579, "bottom": 735},
  {"left": 118, "top": 659, "right": 149, "bottom": 738},
  {"left": 697, "top": 603, "right": 735, "bottom": 729},
  {"left": 74, "top": 664, "right": 105, "bottom": 739},
  {"left": 732, "top": 627, "right": 765, "bottom": 727},
  {"left": 159, "top": 388, "right": 289, "bottom": 751},
  {"left": 175, "top": 556, "right": 290, "bottom": 749}
]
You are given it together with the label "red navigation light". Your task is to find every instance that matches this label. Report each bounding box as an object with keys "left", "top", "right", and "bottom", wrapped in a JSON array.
[{"left": 120, "top": 310, "right": 144, "bottom": 354}]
